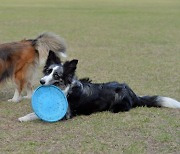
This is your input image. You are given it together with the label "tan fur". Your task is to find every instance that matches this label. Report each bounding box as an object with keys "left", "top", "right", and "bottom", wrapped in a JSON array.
[
  {"left": 13, "top": 42, "right": 37, "bottom": 93},
  {"left": 0, "top": 32, "right": 66, "bottom": 102}
]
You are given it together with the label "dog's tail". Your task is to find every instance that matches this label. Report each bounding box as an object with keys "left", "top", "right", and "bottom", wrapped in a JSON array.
[
  {"left": 135, "top": 96, "right": 180, "bottom": 109},
  {"left": 33, "top": 32, "right": 67, "bottom": 63}
]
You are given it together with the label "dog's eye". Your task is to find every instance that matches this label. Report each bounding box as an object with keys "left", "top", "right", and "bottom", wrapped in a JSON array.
[
  {"left": 54, "top": 73, "right": 59, "bottom": 79},
  {"left": 46, "top": 69, "right": 52, "bottom": 75}
]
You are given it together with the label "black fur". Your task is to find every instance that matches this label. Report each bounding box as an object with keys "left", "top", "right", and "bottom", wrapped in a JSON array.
[
  {"left": 41, "top": 51, "right": 168, "bottom": 119},
  {"left": 67, "top": 80, "right": 160, "bottom": 117},
  {"left": 0, "top": 67, "right": 14, "bottom": 82},
  {"left": 0, "top": 43, "right": 18, "bottom": 60},
  {"left": 43, "top": 50, "right": 61, "bottom": 74},
  {"left": 0, "top": 41, "right": 36, "bottom": 83},
  {"left": 0, "top": 43, "right": 16, "bottom": 82}
]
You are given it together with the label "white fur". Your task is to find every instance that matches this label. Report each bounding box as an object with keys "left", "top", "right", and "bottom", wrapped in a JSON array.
[
  {"left": 63, "top": 85, "right": 70, "bottom": 96},
  {"left": 157, "top": 96, "right": 180, "bottom": 108},
  {"left": 41, "top": 66, "right": 59, "bottom": 85},
  {"left": 18, "top": 112, "right": 39, "bottom": 122},
  {"left": 35, "top": 32, "right": 66, "bottom": 62},
  {"left": 65, "top": 106, "right": 71, "bottom": 119},
  {"left": 23, "top": 88, "right": 33, "bottom": 99},
  {"left": 60, "top": 52, "right": 67, "bottom": 58},
  {"left": 8, "top": 89, "right": 22, "bottom": 102}
]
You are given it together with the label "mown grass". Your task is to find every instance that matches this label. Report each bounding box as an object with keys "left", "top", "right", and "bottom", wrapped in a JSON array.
[{"left": 0, "top": 0, "right": 180, "bottom": 153}]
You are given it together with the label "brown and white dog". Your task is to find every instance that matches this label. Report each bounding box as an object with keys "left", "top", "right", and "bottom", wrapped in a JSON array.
[{"left": 0, "top": 32, "right": 66, "bottom": 102}]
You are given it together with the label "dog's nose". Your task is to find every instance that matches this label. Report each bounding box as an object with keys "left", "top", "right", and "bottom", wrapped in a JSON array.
[{"left": 40, "top": 80, "right": 45, "bottom": 85}]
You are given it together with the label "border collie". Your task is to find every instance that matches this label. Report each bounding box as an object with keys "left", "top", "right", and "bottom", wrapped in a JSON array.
[
  {"left": 0, "top": 32, "right": 66, "bottom": 102},
  {"left": 18, "top": 51, "right": 180, "bottom": 122}
]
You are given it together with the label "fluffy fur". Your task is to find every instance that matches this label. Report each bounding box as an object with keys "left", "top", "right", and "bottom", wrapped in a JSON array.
[
  {"left": 18, "top": 51, "right": 180, "bottom": 122},
  {"left": 0, "top": 32, "right": 66, "bottom": 102}
]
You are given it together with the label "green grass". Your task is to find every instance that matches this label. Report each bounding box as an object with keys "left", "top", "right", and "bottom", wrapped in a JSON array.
[{"left": 0, "top": 0, "right": 180, "bottom": 153}]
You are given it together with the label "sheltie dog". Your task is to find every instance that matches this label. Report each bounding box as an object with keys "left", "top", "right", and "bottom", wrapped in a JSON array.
[
  {"left": 0, "top": 32, "right": 66, "bottom": 102},
  {"left": 18, "top": 51, "right": 180, "bottom": 122}
]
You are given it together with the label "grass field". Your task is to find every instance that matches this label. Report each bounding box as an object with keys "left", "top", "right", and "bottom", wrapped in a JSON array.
[{"left": 0, "top": 0, "right": 180, "bottom": 153}]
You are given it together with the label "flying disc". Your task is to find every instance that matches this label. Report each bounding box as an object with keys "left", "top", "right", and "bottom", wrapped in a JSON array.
[{"left": 31, "top": 85, "right": 68, "bottom": 122}]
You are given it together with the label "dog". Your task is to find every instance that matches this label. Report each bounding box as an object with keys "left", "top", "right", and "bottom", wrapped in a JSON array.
[
  {"left": 18, "top": 51, "right": 180, "bottom": 122},
  {"left": 0, "top": 32, "right": 66, "bottom": 102}
]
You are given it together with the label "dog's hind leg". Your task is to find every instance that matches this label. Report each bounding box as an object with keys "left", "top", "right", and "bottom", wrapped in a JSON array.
[
  {"left": 8, "top": 71, "right": 25, "bottom": 102},
  {"left": 8, "top": 60, "right": 37, "bottom": 102},
  {"left": 23, "top": 82, "right": 33, "bottom": 99}
]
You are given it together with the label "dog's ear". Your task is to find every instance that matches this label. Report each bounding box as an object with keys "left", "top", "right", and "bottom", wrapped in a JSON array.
[
  {"left": 63, "top": 59, "right": 78, "bottom": 75},
  {"left": 44, "top": 50, "right": 61, "bottom": 66},
  {"left": 43, "top": 51, "right": 62, "bottom": 74}
]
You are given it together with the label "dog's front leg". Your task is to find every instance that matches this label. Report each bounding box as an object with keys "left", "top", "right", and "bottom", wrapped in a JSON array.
[
  {"left": 62, "top": 87, "right": 72, "bottom": 120},
  {"left": 8, "top": 88, "right": 22, "bottom": 102},
  {"left": 18, "top": 112, "right": 39, "bottom": 122},
  {"left": 65, "top": 106, "right": 72, "bottom": 120}
]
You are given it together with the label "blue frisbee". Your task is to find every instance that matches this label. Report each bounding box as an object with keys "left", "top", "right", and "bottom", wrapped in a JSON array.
[{"left": 31, "top": 85, "right": 68, "bottom": 122}]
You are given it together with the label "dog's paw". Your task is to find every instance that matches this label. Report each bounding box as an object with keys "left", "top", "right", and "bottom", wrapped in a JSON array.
[
  {"left": 18, "top": 117, "right": 28, "bottom": 122},
  {"left": 8, "top": 97, "right": 22, "bottom": 103},
  {"left": 65, "top": 113, "right": 71, "bottom": 120}
]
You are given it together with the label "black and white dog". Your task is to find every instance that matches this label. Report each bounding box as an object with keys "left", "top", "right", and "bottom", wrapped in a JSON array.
[{"left": 18, "top": 51, "right": 180, "bottom": 122}]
